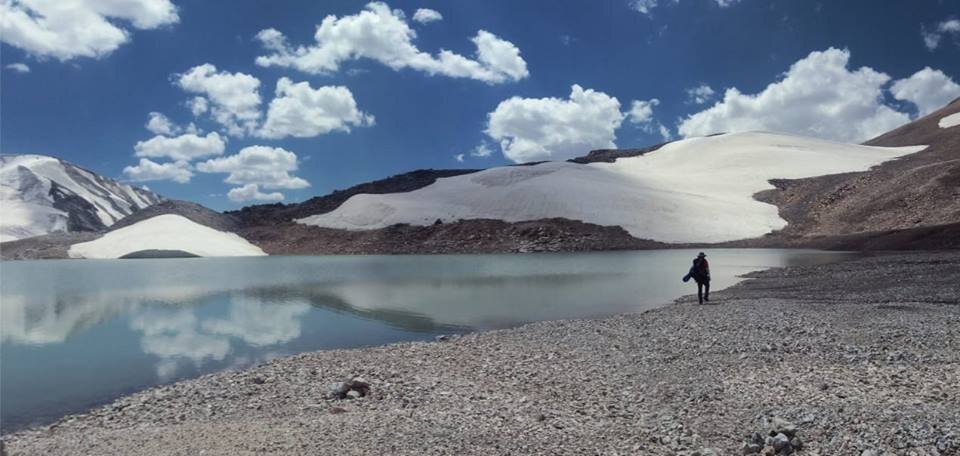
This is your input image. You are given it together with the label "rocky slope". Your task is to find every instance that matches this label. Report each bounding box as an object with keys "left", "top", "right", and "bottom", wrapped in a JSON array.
[
  {"left": 0, "top": 154, "right": 161, "bottom": 242},
  {"left": 239, "top": 217, "right": 667, "bottom": 255},
  {"left": 228, "top": 169, "right": 481, "bottom": 226},
  {"left": 748, "top": 98, "right": 960, "bottom": 247}
]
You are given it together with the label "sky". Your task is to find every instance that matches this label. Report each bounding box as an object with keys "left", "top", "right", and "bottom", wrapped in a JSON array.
[{"left": 2, "top": 0, "right": 959, "bottom": 210}]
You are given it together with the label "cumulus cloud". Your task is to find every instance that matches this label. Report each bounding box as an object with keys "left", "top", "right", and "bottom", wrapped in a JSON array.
[
  {"left": 630, "top": 0, "right": 740, "bottom": 15},
  {"left": 487, "top": 85, "right": 625, "bottom": 163},
  {"left": 175, "top": 64, "right": 262, "bottom": 136},
  {"left": 145, "top": 112, "right": 179, "bottom": 136},
  {"left": 628, "top": 98, "right": 659, "bottom": 124},
  {"left": 412, "top": 8, "right": 442, "bottom": 24},
  {"left": 227, "top": 184, "right": 284, "bottom": 203},
  {"left": 258, "top": 77, "right": 374, "bottom": 139},
  {"left": 890, "top": 67, "right": 960, "bottom": 117},
  {"left": 628, "top": 98, "right": 672, "bottom": 141},
  {"left": 197, "top": 145, "right": 310, "bottom": 191},
  {"left": 5, "top": 62, "right": 30, "bottom": 73},
  {"left": 471, "top": 143, "right": 493, "bottom": 158},
  {"left": 0, "top": 0, "right": 178, "bottom": 60},
  {"left": 254, "top": 2, "right": 528, "bottom": 84},
  {"left": 123, "top": 158, "right": 193, "bottom": 183},
  {"left": 134, "top": 132, "right": 226, "bottom": 162},
  {"left": 658, "top": 124, "right": 674, "bottom": 141},
  {"left": 187, "top": 96, "right": 209, "bottom": 116},
  {"left": 628, "top": 0, "right": 658, "bottom": 15},
  {"left": 922, "top": 19, "right": 960, "bottom": 51},
  {"left": 678, "top": 48, "right": 910, "bottom": 143},
  {"left": 454, "top": 153, "right": 465, "bottom": 162},
  {"left": 686, "top": 84, "right": 715, "bottom": 104}
]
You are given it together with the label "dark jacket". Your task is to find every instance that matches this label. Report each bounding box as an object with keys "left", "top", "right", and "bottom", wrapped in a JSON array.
[{"left": 691, "top": 258, "right": 710, "bottom": 282}]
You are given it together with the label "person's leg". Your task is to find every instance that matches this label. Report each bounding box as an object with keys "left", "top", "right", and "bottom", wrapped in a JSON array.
[
  {"left": 704, "top": 281, "right": 710, "bottom": 302},
  {"left": 697, "top": 281, "right": 704, "bottom": 304}
]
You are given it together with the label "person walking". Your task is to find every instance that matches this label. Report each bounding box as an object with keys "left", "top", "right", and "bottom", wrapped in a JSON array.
[{"left": 683, "top": 252, "right": 711, "bottom": 304}]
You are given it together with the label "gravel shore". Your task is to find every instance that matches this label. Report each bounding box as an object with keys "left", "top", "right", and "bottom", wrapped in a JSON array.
[{"left": 3, "top": 252, "right": 959, "bottom": 455}]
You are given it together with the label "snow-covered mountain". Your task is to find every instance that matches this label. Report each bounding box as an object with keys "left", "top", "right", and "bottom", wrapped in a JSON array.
[
  {"left": 298, "top": 132, "right": 924, "bottom": 244},
  {"left": 0, "top": 154, "right": 162, "bottom": 242},
  {"left": 68, "top": 214, "right": 266, "bottom": 259}
]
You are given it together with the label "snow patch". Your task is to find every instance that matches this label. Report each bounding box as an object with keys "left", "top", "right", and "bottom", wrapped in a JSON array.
[
  {"left": 298, "top": 132, "right": 924, "bottom": 243},
  {"left": 939, "top": 112, "right": 960, "bottom": 129},
  {"left": 68, "top": 214, "right": 266, "bottom": 259}
]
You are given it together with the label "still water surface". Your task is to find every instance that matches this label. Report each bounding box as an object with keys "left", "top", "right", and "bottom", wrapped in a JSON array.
[{"left": 0, "top": 249, "right": 857, "bottom": 432}]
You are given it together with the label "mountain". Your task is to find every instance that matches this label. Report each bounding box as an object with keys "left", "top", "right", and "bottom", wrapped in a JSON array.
[
  {"left": 0, "top": 154, "right": 162, "bottom": 242},
  {"left": 734, "top": 97, "right": 960, "bottom": 249},
  {"left": 3, "top": 100, "right": 958, "bottom": 259},
  {"left": 67, "top": 214, "right": 266, "bottom": 259},
  {"left": 296, "top": 132, "right": 922, "bottom": 244}
]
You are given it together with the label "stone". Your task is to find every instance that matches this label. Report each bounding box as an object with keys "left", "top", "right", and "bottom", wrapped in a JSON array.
[
  {"left": 742, "top": 443, "right": 762, "bottom": 454},
  {"left": 326, "top": 382, "right": 351, "bottom": 400},
  {"left": 771, "top": 417, "right": 798, "bottom": 438},
  {"left": 789, "top": 437, "right": 803, "bottom": 451},
  {"left": 861, "top": 451, "right": 879, "bottom": 456},
  {"left": 771, "top": 433, "right": 790, "bottom": 452},
  {"left": 348, "top": 378, "right": 371, "bottom": 397},
  {"left": 346, "top": 390, "right": 362, "bottom": 399}
]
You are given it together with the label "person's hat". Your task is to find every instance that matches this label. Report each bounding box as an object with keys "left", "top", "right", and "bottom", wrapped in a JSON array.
[{"left": 697, "top": 252, "right": 706, "bottom": 258}]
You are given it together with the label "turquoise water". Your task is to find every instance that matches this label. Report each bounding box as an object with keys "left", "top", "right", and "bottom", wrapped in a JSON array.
[{"left": 0, "top": 249, "right": 856, "bottom": 432}]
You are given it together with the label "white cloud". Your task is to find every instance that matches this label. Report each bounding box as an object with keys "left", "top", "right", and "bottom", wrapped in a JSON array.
[
  {"left": 628, "top": 98, "right": 660, "bottom": 125},
  {"left": 5, "top": 62, "right": 30, "bottom": 73},
  {"left": 254, "top": 2, "right": 528, "bottom": 84},
  {"left": 890, "top": 67, "right": 960, "bottom": 117},
  {"left": 686, "top": 84, "right": 715, "bottom": 104},
  {"left": 486, "top": 84, "right": 625, "bottom": 163},
  {"left": 470, "top": 143, "right": 493, "bottom": 158},
  {"left": 454, "top": 153, "right": 465, "bottom": 162},
  {"left": 678, "top": 48, "right": 910, "bottom": 143},
  {"left": 145, "top": 112, "right": 179, "bottom": 136},
  {"left": 258, "top": 77, "right": 374, "bottom": 139},
  {"left": 630, "top": 0, "right": 739, "bottom": 15},
  {"left": 412, "top": 8, "right": 442, "bottom": 24},
  {"left": 134, "top": 132, "right": 226, "bottom": 162},
  {"left": 923, "top": 19, "right": 960, "bottom": 50},
  {"left": 175, "top": 64, "right": 262, "bottom": 136},
  {"left": 0, "top": 0, "right": 178, "bottom": 61},
  {"left": 187, "top": 96, "right": 209, "bottom": 116},
  {"left": 629, "top": 0, "right": 658, "bottom": 14},
  {"left": 923, "top": 27, "right": 941, "bottom": 51},
  {"left": 227, "top": 184, "right": 284, "bottom": 203},
  {"left": 628, "top": 98, "right": 672, "bottom": 142},
  {"left": 197, "top": 145, "right": 310, "bottom": 190},
  {"left": 123, "top": 158, "right": 193, "bottom": 183},
  {"left": 658, "top": 124, "right": 674, "bottom": 142}
]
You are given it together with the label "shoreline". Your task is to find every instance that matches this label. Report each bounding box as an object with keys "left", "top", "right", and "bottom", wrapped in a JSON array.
[{"left": 3, "top": 251, "right": 959, "bottom": 455}]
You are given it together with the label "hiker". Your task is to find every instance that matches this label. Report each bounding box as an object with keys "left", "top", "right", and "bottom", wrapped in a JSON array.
[{"left": 682, "top": 252, "right": 711, "bottom": 304}]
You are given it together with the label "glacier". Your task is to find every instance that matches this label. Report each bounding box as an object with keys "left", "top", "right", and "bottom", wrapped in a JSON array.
[{"left": 297, "top": 132, "right": 926, "bottom": 243}]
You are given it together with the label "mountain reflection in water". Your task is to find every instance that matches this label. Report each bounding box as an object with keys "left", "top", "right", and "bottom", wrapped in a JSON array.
[{"left": 1, "top": 250, "right": 858, "bottom": 433}]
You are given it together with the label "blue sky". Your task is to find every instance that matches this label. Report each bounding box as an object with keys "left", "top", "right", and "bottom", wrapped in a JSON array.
[{"left": 2, "top": 0, "right": 959, "bottom": 210}]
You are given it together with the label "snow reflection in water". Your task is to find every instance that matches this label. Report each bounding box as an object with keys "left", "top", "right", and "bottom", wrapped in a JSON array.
[{"left": 1, "top": 249, "right": 858, "bottom": 432}]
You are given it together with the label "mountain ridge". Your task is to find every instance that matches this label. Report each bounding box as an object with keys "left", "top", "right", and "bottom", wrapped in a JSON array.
[
  {"left": 0, "top": 154, "right": 162, "bottom": 242},
  {"left": 2, "top": 99, "right": 959, "bottom": 258}
]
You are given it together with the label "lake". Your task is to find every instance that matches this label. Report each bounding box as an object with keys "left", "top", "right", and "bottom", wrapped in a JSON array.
[{"left": 0, "top": 249, "right": 857, "bottom": 433}]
